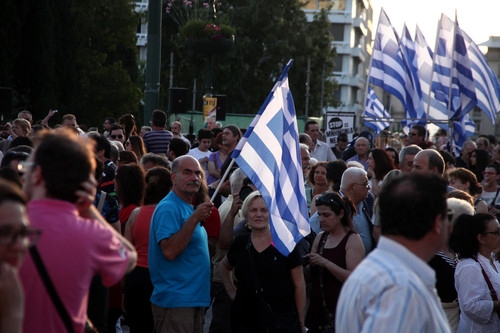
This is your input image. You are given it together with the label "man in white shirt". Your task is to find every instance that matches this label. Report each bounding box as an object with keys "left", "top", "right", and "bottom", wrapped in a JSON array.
[
  {"left": 188, "top": 129, "right": 213, "bottom": 178},
  {"left": 304, "top": 120, "right": 336, "bottom": 162},
  {"left": 336, "top": 173, "right": 451, "bottom": 333}
]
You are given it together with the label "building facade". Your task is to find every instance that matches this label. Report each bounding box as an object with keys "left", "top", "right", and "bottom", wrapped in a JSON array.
[{"left": 303, "top": 0, "right": 374, "bottom": 131}]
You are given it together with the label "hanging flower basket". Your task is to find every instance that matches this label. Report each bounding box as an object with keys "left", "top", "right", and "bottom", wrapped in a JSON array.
[{"left": 180, "top": 20, "right": 236, "bottom": 55}]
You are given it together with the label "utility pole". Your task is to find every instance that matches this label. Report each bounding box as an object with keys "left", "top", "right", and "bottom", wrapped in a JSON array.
[{"left": 144, "top": 0, "right": 162, "bottom": 124}]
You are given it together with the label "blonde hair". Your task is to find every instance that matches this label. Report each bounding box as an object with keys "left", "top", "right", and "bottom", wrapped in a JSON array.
[{"left": 241, "top": 191, "right": 263, "bottom": 219}]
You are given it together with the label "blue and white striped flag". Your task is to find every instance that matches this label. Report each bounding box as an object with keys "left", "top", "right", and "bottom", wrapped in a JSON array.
[
  {"left": 452, "top": 114, "right": 475, "bottom": 156},
  {"left": 363, "top": 86, "right": 393, "bottom": 136},
  {"left": 369, "top": 9, "right": 425, "bottom": 131},
  {"left": 462, "top": 30, "right": 500, "bottom": 124},
  {"left": 431, "top": 14, "right": 477, "bottom": 120},
  {"left": 413, "top": 25, "right": 450, "bottom": 128},
  {"left": 231, "top": 60, "right": 310, "bottom": 256}
]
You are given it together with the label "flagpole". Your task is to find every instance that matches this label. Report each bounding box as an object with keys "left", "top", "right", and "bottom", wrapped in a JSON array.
[
  {"left": 446, "top": 10, "right": 458, "bottom": 154},
  {"left": 361, "top": 8, "right": 381, "bottom": 128},
  {"left": 209, "top": 158, "right": 235, "bottom": 202},
  {"left": 426, "top": 19, "right": 441, "bottom": 123}
]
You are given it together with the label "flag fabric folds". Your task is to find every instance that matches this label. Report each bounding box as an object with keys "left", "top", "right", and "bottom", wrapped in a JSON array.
[
  {"left": 231, "top": 59, "right": 310, "bottom": 256},
  {"left": 413, "top": 25, "right": 450, "bottom": 127},
  {"left": 363, "top": 86, "right": 393, "bottom": 136},
  {"left": 462, "top": 30, "right": 500, "bottom": 124},
  {"left": 369, "top": 9, "right": 425, "bottom": 131},
  {"left": 431, "top": 14, "right": 477, "bottom": 120}
]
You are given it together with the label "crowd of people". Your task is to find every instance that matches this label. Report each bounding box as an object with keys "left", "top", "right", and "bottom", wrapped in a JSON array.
[{"left": 2, "top": 109, "right": 500, "bottom": 333}]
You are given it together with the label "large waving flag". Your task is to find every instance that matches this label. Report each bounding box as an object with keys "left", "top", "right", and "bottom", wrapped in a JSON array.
[
  {"left": 363, "top": 86, "right": 393, "bottom": 136},
  {"left": 462, "top": 30, "right": 500, "bottom": 124},
  {"left": 231, "top": 60, "right": 310, "bottom": 256},
  {"left": 414, "top": 25, "right": 449, "bottom": 127},
  {"left": 431, "top": 14, "right": 477, "bottom": 120},
  {"left": 369, "top": 9, "right": 425, "bottom": 131}
]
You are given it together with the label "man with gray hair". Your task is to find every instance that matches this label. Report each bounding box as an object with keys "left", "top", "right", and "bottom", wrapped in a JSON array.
[
  {"left": 346, "top": 137, "right": 370, "bottom": 171},
  {"left": 148, "top": 155, "right": 214, "bottom": 332},
  {"left": 340, "top": 167, "right": 373, "bottom": 254},
  {"left": 398, "top": 144, "right": 422, "bottom": 173},
  {"left": 456, "top": 140, "right": 477, "bottom": 168}
]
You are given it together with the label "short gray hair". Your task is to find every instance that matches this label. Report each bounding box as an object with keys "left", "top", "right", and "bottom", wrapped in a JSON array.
[
  {"left": 399, "top": 144, "right": 422, "bottom": 164},
  {"left": 340, "top": 167, "right": 367, "bottom": 191}
]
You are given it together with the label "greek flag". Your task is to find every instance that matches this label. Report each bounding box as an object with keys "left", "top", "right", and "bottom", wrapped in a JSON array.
[
  {"left": 462, "top": 30, "right": 500, "bottom": 124},
  {"left": 452, "top": 114, "right": 475, "bottom": 156},
  {"left": 369, "top": 9, "right": 425, "bottom": 131},
  {"left": 431, "top": 14, "right": 477, "bottom": 120},
  {"left": 231, "top": 60, "right": 310, "bottom": 256},
  {"left": 413, "top": 25, "right": 450, "bottom": 127},
  {"left": 363, "top": 86, "right": 393, "bottom": 136}
]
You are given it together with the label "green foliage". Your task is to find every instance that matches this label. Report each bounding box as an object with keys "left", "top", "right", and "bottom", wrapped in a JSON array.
[
  {"left": 0, "top": 0, "right": 142, "bottom": 127},
  {"left": 180, "top": 19, "right": 236, "bottom": 40},
  {"left": 162, "top": 0, "right": 339, "bottom": 117}
]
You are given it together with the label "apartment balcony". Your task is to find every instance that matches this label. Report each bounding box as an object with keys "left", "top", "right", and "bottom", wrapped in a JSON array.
[
  {"left": 351, "top": 46, "right": 366, "bottom": 62},
  {"left": 334, "top": 74, "right": 364, "bottom": 89},
  {"left": 353, "top": 15, "right": 368, "bottom": 36},
  {"left": 136, "top": 33, "right": 147, "bottom": 47},
  {"left": 333, "top": 42, "right": 350, "bottom": 55}
]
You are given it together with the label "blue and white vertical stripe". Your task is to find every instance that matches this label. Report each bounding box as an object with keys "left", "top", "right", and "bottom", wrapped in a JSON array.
[
  {"left": 231, "top": 60, "right": 310, "bottom": 256},
  {"left": 363, "top": 86, "right": 393, "bottom": 136},
  {"left": 462, "top": 30, "right": 500, "bottom": 124},
  {"left": 369, "top": 9, "right": 425, "bottom": 131},
  {"left": 431, "top": 14, "right": 477, "bottom": 120},
  {"left": 413, "top": 25, "right": 450, "bottom": 127}
]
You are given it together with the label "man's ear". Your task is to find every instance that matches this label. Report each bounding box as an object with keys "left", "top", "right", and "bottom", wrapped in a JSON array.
[{"left": 31, "top": 164, "right": 44, "bottom": 185}]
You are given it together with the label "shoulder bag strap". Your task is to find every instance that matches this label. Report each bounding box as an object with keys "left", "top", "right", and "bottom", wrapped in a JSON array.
[
  {"left": 317, "top": 232, "right": 335, "bottom": 330},
  {"left": 29, "top": 246, "right": 75, "bottom": 333},
  {"left": 489, "top": 187, "right": 500, "bottom": 207},
  {"left": 473, "top": 255, "right": 500, "bottom": 318}
]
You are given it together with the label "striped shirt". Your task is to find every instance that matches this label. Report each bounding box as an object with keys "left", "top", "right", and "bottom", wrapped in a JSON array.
[
  {"left": 143, "top": 129, "right": 173, "bottom": 155},
  {"left": 336, "top": 236, "right": 451, "bottom": 333}
]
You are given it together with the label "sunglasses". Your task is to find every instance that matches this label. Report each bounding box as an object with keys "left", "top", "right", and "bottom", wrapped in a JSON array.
[
  {"left": 315, "top": 195, "right": 342, "bottom": 209},
  {"left": 111, "top": 134, "right": 124, "bottom": 140}
]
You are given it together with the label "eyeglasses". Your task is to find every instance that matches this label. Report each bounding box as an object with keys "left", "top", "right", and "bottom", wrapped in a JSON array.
[
  {"left": 111, "top": 134, "right": 124, "bottom": 140},
  {"left": 353, "top": 182, "right": 370, "bottom": 189},
  {"left": 482, "top": 228, "right": 500, "bottom": 236},
  {"left": 409, "top": 132, "right": 418, "bottom": 136},
  {"left": 0, "top": 226, "right": 41, "bottom": 247}
]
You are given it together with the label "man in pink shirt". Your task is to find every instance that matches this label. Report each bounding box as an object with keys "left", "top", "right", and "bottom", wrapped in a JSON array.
[{"left": 20, "top": 128, "right": 137, "bottom": 333}]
